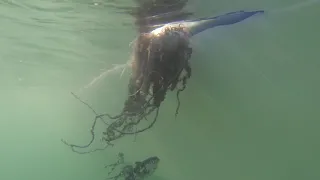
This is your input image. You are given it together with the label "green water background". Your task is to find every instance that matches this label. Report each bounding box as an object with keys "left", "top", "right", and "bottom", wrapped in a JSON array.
[{"left": 0, "top": 0, "right": 319, "bottom": 179}]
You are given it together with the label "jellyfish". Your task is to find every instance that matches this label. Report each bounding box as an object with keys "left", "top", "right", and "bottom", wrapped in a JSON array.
[{"left": 62, "top": 0, "right": 264, "bottom": 154}]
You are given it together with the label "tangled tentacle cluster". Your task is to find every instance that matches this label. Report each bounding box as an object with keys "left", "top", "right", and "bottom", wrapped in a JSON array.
[{"left": 62, "top": 25, "right": 192, "bottom": 153}]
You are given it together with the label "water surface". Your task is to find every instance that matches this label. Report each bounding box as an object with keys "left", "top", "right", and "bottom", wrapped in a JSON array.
[{"left": 0, "top": 0, "right": 319, "bottom": 180}]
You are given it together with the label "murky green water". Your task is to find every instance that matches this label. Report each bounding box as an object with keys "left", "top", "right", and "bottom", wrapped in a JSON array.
[{"left": 0, "top": 0, "right": 319, "bottom": 180}]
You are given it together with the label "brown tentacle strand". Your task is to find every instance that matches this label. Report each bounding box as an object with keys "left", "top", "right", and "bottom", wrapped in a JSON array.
[{"left": 62, "top": 26, "right": 193, "bottom": 154}]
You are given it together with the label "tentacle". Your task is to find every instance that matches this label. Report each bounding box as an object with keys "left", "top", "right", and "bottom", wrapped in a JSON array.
[
  {"left": 105, "top": 152, "right": 125, "bottom": 175},
  {"left": 61, "top": 93, "right": 113, "bottom": 154},
  {"left": 62, "top": 25, "right": 193, "bottom": 153}
]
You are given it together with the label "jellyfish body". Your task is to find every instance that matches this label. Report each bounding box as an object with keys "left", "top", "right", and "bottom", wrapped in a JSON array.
[
  {"left": 155, "top": 10, "right": 265, "bottom": 37},
  {"left": 62, "top": 9, "right": 265, "bottom": 154}
]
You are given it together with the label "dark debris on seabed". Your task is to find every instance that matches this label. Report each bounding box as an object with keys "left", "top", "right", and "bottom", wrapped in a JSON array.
[{"left": 105, "top": 153, "right": 160, "bottom": 180}]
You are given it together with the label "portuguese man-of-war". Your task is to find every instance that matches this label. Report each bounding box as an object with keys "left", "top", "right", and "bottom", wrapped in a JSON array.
[
  {"left": 151, "top": 10, "right": 264, "bottom": 37},
  {"left": 62, "top": 8, "right": 265, "bottom": 154}
]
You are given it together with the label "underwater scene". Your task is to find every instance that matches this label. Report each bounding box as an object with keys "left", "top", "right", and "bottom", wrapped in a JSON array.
[{"left": 0, "top": 0, "right": 319, "bottom": 180}]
